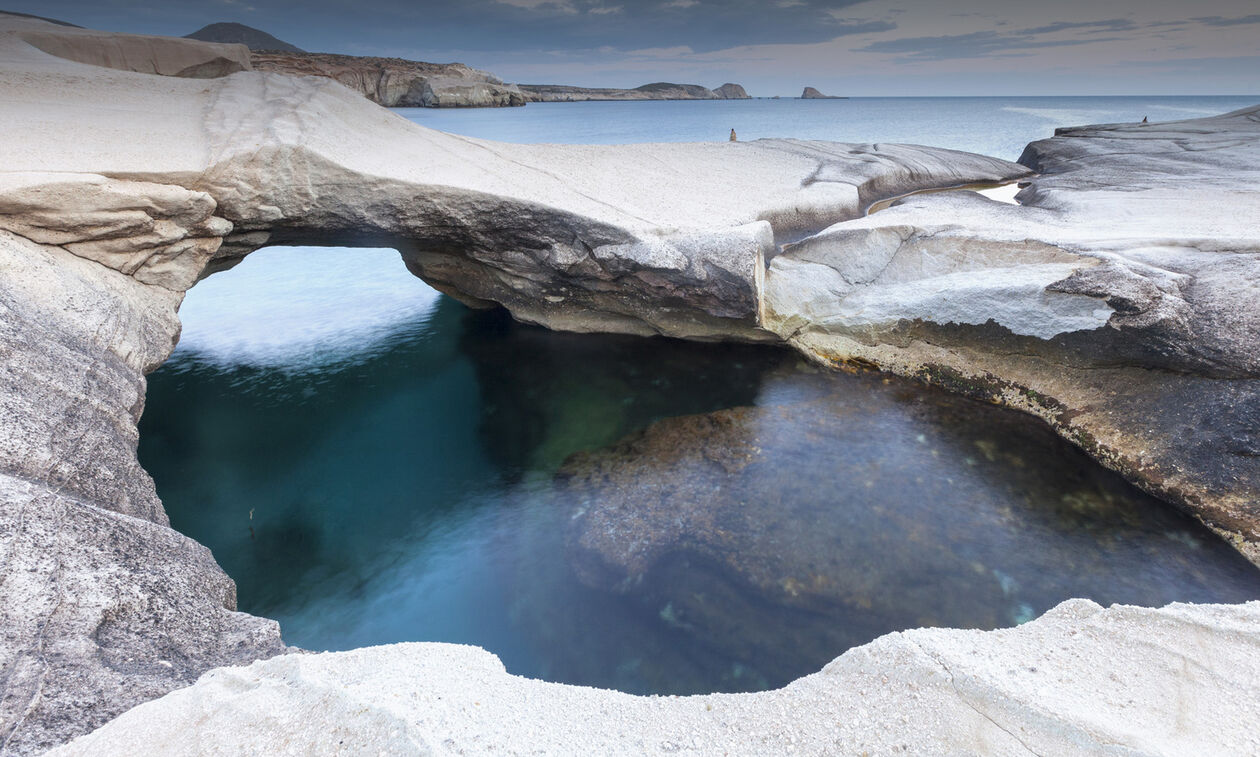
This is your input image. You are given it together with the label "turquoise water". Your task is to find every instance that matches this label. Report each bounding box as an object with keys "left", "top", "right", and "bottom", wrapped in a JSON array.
[{"left": 140, "top": 97, "right": 1260, "bottom": 694}]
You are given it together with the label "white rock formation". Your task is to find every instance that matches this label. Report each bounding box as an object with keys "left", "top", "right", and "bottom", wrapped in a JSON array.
[
  {"left": 1, "top": 13, "right": 1258, "bottom": 755},
  {"left": 50, "top": 599, "right": 1260, "bottom": 756},
  {"left": 0, "top": 12, "right": 249, "bottom": 77},
  {"left": 764, "top": 107, "right": 1260, "bottom": 561},
  {"left": 0, "top": 16, "right": 1028, "bottom": 753}
]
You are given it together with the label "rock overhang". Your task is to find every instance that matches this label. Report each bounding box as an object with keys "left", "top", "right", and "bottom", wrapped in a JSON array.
[{"left": 2, "top": 13, "right": 1260, "bottom": 754}]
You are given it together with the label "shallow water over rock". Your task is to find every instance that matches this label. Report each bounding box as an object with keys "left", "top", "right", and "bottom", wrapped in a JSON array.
[{"left": 141, "top": 254, "right": 1260, "bottom": 695}]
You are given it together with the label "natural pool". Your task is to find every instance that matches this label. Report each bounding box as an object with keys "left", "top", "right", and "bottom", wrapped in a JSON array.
[{"left": 138, "top": 246, "right": 1260, "bottom": 695}]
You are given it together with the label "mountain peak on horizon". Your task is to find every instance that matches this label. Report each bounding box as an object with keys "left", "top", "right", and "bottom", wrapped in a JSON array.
[{"left": 185, "top": 22, "right": 303, "bottom": 53}]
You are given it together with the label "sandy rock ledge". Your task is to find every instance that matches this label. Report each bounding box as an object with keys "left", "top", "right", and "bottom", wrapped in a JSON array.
[{"left": 50, "top": 600, "right": 1260, "bottom": 756}]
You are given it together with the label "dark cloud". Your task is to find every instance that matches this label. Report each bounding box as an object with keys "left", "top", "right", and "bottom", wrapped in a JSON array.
[
  {"left": 4, "top": 0, "right": 893, "bottom": 54},
  {"left": 855, "top": 19, "right": 1136, "bottom": 62},
  {"left": 1018, "top": 19, "right": 1137, "bottom": 35},
  {"left": 1191, "top": 14, "right": 1260, "bottom": 27}
]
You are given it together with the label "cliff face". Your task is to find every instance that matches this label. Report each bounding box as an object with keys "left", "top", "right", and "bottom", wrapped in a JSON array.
[
  {"left": 519, "top": 81, "right": 749, "bottom": 102},
  {"left": 250, "top": 51, "right": 525, "bottom": 107}
]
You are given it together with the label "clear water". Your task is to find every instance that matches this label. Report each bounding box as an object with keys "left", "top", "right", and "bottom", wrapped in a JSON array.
[
  {"left": 140, "top": 97, "right": 1260, "bottom": 694},
  {"left": 399, "top": 95, "right": 1259, "bottom": 159}
]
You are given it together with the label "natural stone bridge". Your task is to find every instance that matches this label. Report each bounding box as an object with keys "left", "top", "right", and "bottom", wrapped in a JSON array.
[{"left": 1, "top": 14, "right": 1259, "bottom": 755}]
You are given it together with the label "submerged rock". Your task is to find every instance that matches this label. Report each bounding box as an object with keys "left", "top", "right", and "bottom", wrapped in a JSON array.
[
  {"left": 764, "top": 105, "right": 1260, "bottom": 562},
  {"left": 559, "top": 368, "right": 1260, "bottom": 681}
]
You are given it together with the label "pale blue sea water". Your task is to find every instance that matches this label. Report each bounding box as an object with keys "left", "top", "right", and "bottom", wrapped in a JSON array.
[
  {"left": 142, "top": 96, "right": 1260, "bottom": 694},
  {"left": 399, "top": 95, "right": 1259, "bottom": 159}
]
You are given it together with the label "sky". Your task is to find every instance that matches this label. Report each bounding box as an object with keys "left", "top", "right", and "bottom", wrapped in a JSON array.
[{"left": 8, "top": 0, "right": 1260, "bottom": 95}]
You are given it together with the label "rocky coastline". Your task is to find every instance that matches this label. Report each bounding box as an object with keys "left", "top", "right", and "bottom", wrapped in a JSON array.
[
  {"left": 250, "top": 51, "right": 526, "bottom": 108},
  {"left": 1, "top": 13, "right": 1259, "bottom": 755},
  {"left": 520, "top": 81, "right": 750, "bottom": 102}
]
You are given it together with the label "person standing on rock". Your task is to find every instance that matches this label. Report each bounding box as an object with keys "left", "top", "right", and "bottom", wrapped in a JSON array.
[{"left": 730, "top": 128, "right": 737, "bottom": 142}]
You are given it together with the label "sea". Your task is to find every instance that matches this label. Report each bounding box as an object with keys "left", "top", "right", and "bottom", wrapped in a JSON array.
[{"left": 139, "top": 95, "right": 1260, "bottom": 694}]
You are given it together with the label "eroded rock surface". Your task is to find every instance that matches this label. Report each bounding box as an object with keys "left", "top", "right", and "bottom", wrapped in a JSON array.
[
  {"left": 49, "top": 600, "right": 1260, "bottom": 756},
  {"left": 0, "top": 17, "right": 1029, "bottom": 751},
  {"left": 0, "top": 229, "right": 287, "bottom": 756},
  {"left": 765, "top": 106, "right": 1260, "bottom": 560},
  {"left": 2, "top": 14, "right": 1259, "bottom": 755},
  {"left": 0, "top": 12, "right": 249, "bottom": 78},
  {"left": 251, "top": 51, "right": 526, "bottom": 107}
]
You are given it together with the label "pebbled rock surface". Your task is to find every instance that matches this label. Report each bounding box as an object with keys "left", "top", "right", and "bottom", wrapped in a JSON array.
[
  {"left": 48, "top": 599, "right": 1260, "bottom": 756},
  {"left": 764, "top": 105, "right": 1260, "bottom": 561},
  {"left": 250, "top": 51, "right": 526, "bottom": 107},
  {"left": 520, "top": 81, "right": 750, "bottom": 102}
]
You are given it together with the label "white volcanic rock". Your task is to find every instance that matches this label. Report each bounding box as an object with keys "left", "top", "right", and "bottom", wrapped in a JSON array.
[
  {"left": 2, "top": 15, "right": 1259, "bottom": 756},
  {"left": 0, "top": 13, "right": 249, "bottom": 77},
  {"left": 765, "top": 106, "right": 1260, "bottom": 560},
  {"left": 50, "top": 599, "right": 1260, "bottom": 756},
  {"left": 0, "top": 17, "right": 1029, "bottom": 752},
  {"left": 0, "top": 18, "right": 1026, "bottom": 340},
  {"left": 0, "top": 229, "right": 287, "bottom": 755}
]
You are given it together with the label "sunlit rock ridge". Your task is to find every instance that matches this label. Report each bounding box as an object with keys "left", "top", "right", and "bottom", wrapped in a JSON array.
[{"left": 1, "top": 13, "right": 1258, "bottom": 755}]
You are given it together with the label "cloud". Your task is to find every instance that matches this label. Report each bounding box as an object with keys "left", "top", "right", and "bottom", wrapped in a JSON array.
[
  {"left": 855, "top": 18, "right": 1165, "bottom": 62},
  {"left": 1191, "top": 14, "right": 1260, "bottom": 27}
]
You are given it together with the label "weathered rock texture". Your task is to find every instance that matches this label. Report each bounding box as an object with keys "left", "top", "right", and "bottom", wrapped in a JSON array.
[
  {"left": 250, "top": 51, "right": 526, "bottom": 107},
  {"left": 0, "top": 16, "right": 1030, "bottom": 752},
  {"left": 764, "top": 105, "right": 1260, "bottom": 562},
  {"left": 0, "top": 228, "right": 288, "bottom": 755},
  {"left": 49, "top": 600, "right": 1260, "bottom": 756},
  {"left": 185, "top": 22, "right": 304, "bottom": 53},
  {"left": 0, "top": 13, "right": 249, "bottom": 78},
  {"left": 2, "top": 14, "right": 1259, "bottom": 755},
  {"left": 520, "top": 81, "right": 749, "bottom": 102}
]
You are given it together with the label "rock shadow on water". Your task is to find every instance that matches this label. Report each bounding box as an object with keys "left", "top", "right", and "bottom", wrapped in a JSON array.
[{"left": 555, "top": 364, "right": 1260, "bottom": 690}]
